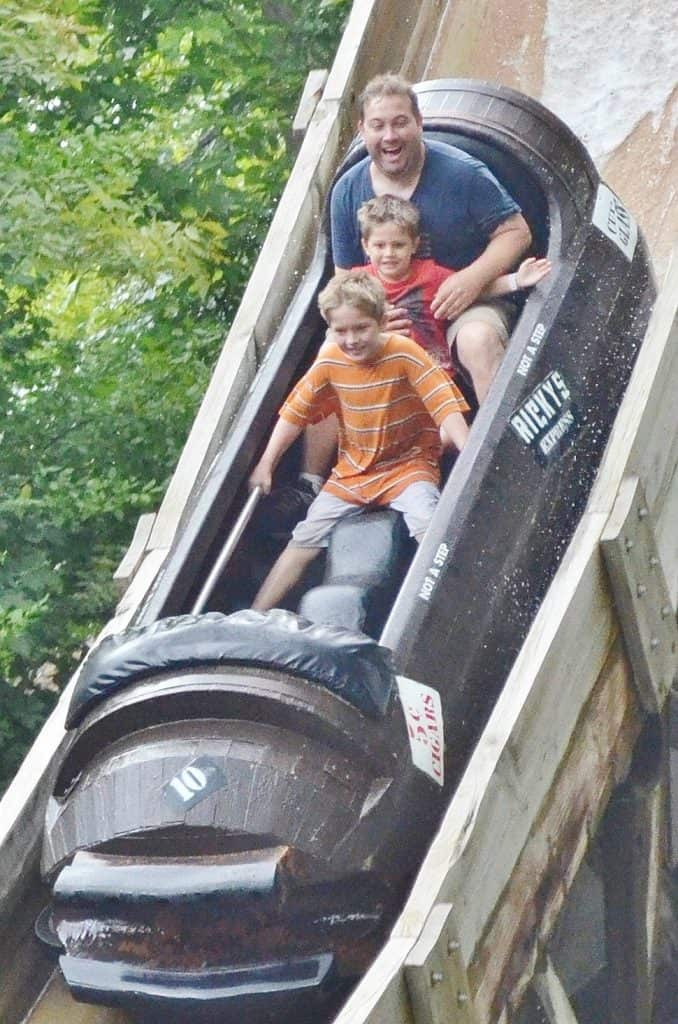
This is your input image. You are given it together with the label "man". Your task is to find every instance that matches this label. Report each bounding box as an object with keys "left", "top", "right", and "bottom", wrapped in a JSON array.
[
  {"left": 274, "top": 72, "right": 531, "bottom": 512},
  {"left": 331, "top": 72, "right": 532, "bottom": 404}
]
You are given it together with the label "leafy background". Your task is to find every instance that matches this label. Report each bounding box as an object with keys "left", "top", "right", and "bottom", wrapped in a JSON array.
[{"left": 0, "top": 0, "right": 350, "bottom": 793}]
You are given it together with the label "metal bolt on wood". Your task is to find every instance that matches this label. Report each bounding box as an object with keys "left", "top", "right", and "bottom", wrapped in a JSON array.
[
  {"left": 405, "top": 903, "right": 477, "bottom": 1024},
  {"left": 639, "top": 506, "right": 648, "bottom": 519},
  {"left": 637, "top": 584, "right": 647, "bottom": 597}
]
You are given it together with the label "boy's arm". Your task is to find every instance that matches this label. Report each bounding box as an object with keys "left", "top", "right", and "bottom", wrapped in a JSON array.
[
  {"left": 249, "top": 418, "right": 303, "bottom": 494},
  {"left": 439, "top": 411, "right": 470, "bottom": 452},
  {"left": 407, "top": 349, "right": 470, "bottom": 450},
  {"left": 481, "top": 256, "right": 552, "bottom": 298}
]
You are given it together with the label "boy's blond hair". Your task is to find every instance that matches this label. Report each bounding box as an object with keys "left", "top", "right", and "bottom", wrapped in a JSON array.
[
  {"left": 358, "top": 73, "right": 421, "bottom": 122},
  {"left": 358, "top": 195, "right": 420, "bottom": 242},
  {"left": 318, "top": 271, "right": 386, "bottom": 325}
]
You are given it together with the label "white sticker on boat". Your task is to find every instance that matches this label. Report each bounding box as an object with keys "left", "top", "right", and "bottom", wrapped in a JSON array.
[
  {"left": 396, "top": 675, "right": 444, "bottom": 787},
  {"left": 164, "top": 756, "right": 226, "bottom": 811},
  {"left": 592, "top": 183, "right": 637, "bottom": 261},
  {"left": 516, "top": 322, "right": 547, "bottom": 378},
  {"left": 510, "top": 369, "right": 579, "bottom": 464},
  {"left": 418, "top": 541, "right": 450, "bottom": 602}
]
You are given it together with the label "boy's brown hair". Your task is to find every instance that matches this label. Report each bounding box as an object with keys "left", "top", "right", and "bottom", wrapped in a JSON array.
[
  {"left": 318, "top": 271, "right": 386, "bottom": 325},
  {"left": 358, "top": 73, "right": 421, "bottom": 121},
  {"left": 358, "top": 195, "right": 421, "bottom": 242}
]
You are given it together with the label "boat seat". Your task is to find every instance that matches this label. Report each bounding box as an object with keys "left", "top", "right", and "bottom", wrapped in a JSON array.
[{"left": 298, "top": 509, "right": 409, "bottom": 635}]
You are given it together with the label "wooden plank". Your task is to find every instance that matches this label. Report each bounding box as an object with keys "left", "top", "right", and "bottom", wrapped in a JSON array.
[
  {"left": 601, "top": 475, "right": 678, "bottom": 712},
  {"left": 110, "top": 548, "right": 168, "bottom": 628},
  {"left": 590, "top": 253, "right": 678, "bottom": 596},
  {"left": 112, "top": 511, "right": 156, "bottom": 592},
  {"left": 404, "top": 904, "right": 476, "bottom": 1024},
  {"left": 292, "top": 69, "right": 329, "bottom": 142},
  {"left": 532, "top": 957, "right": 580, "bottom": 1024}
]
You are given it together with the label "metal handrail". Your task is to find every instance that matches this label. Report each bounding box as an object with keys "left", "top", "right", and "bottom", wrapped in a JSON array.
[{"left": 191, "top": 486, "right": 262, "bottom": 615}]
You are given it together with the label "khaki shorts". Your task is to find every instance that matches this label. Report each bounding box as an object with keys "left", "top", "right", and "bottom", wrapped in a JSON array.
[{"left": 446, "top": 297, "right": 516, "bottom": 347}]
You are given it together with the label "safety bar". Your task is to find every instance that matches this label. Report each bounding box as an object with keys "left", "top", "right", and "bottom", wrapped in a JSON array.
[{"left": 191, "top": 486, "right": 262, "bottom": 614}]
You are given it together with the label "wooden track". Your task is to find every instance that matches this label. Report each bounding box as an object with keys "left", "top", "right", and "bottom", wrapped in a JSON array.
[{"left": 1, "top": 2, "right": 676, "bottom": 1021}]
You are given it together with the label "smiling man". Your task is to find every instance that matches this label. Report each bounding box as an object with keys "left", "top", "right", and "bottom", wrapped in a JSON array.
[{"left": 331, "top": 73, "right": 532, "bottom": 404}]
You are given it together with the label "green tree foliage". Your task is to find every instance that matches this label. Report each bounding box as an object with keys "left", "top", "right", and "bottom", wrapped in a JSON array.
[{"left": 0, "top": 0, "right": 350, "bottom": 791}]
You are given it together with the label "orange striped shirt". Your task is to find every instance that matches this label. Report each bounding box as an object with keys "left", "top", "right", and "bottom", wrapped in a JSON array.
[{"left": 280, "top": 334, "right": 469, "bottom": 505}]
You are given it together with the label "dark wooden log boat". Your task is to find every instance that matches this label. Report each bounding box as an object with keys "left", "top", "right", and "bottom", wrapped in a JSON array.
[{"left": 37, "top": 80, "right": 656, "bottom": 1023}]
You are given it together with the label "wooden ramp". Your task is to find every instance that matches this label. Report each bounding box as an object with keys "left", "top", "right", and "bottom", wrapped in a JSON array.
[{"left": 1, "top": 2, "right": 676, "bottom": 1021}]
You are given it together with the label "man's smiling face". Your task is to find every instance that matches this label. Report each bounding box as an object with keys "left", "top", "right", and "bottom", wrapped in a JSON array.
[{"left": 359, "top": 94, "right": 424, "bottom": 180}]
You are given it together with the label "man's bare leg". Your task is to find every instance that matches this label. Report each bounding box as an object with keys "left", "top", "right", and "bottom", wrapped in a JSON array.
[
  {"left": 252, "top": 544, "right": 321, "bottom": 611},
  {"left": 300, "top": 414, "right": 338, "bottom": 479},
  {"left": 455, "top": 322, "right": 505, "bottom": 404}
]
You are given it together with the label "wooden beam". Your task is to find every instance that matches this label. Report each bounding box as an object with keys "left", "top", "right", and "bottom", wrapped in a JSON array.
[
  {"left": 601, "top": 475, "right": 678, "bottom": 713},
  {"left": 112, "top": 511, "right": 156, "bottom": 592},
  {"left": 292, "top": 69, "right": 329, "bottom": 143}
]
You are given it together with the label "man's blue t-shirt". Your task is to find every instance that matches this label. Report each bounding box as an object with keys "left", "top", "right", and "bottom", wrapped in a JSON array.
[{"left": 330, "top": 140, "right": 521, "bottom": 270}]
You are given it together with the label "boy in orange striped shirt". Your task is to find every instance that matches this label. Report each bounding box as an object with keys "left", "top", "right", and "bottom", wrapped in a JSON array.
[{"left": 250, "top": 271, "right": 469, "bottom": 612}]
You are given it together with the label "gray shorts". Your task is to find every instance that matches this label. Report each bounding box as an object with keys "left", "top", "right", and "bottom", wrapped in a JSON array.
[{"left": 290, "top": 480, "right": 441, "bottom": 548}]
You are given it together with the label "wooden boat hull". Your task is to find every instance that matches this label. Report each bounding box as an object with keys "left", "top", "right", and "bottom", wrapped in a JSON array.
[{"left": 38, "top": 80, "right": 656, "bottom": 1021}]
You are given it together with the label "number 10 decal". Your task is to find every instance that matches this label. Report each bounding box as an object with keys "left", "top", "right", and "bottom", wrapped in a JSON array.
[{"left": 164, "top": 756, "right": 227, "bottom": 811}]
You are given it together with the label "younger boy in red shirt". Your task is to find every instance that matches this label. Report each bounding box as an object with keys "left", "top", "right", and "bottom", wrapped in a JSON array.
[{"left": 355, "top": 195, "right": 551, "bottom": 376}]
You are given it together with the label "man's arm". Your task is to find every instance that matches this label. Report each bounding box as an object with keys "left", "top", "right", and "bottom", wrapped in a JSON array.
[
  {"left": 249, "top": 418, "right": 303, "bottom": 494},
  {"left": 430, "top": 213, "right": 532, "bottom": 321}
]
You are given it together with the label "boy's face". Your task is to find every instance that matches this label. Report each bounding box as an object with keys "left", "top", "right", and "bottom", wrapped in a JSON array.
[
  {"left": 362, "top": 222, "right": 419, "bottom": 282},
  {"left": 327, "top": 303, "right": 384, "bottom": 364}
]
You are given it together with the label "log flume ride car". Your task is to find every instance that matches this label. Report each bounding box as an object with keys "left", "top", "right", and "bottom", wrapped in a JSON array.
[{"left": 36, "top": 81, "right": 656, "bottom": 1023}]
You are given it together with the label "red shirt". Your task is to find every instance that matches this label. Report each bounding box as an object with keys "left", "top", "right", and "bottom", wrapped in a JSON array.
[{"left": 355, "top": 259, "right": 455, "bottom": 373}]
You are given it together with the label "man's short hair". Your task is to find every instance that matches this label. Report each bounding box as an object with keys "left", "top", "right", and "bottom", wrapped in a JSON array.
[
  {"left": 318, "top": 271, "right": 386, "bottom": 324},
  {"left": 358, "top": 195, "right": 420, "bottom": 241},
  {"left": 358, "top": 73, "right": 421, "bottom": 121}
]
